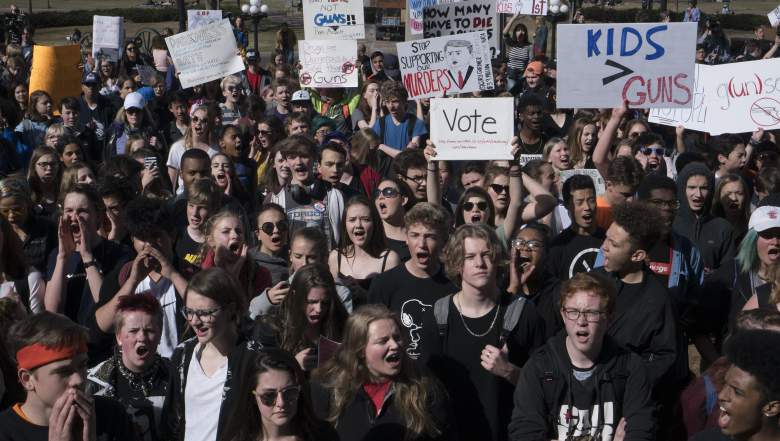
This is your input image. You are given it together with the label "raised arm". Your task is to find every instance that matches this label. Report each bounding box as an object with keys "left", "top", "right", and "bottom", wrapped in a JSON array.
[
  {"left": 424, "top": 139, "right": 442, "bottom": 205},
  {"left": 502, "top": 138, "right": 524, "bottom": 239},
  {"left": 503, "top": 13, "right": 521, "bottom": 36},
  {"left": 519, "top": 173, "right": 558, "bottom": 223},
  {"left": 593, "top": 101, "right": 628, "bottom": 178}
]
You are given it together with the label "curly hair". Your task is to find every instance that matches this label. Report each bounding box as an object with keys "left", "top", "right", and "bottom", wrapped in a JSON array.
[
  {"left": 724, "top": 329, "right": 780, "bottom": 401},
  {"left": 605, "top": 156, "right": 645, "bottom": 188},
  {"left": 611, "top": 201, "right": 663, "bottom": 251},
  {"left": 560, "top": 272, "right": 617, "bottom": 319}
]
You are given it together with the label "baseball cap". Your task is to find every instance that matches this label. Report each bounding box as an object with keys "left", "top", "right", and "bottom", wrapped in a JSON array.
[
  {"left": 291, "top": 90, "right": 311, "bottom": 103},
  {"left": 749, "top": 205, "right": 780, "bottom": 232},
  {"left": 123, "top": 91, "right": 146, "bottom": 110},
  {"left": 82, "top": 72, "right": 99, "bottom": 85},
  {"left": 525, "top": 61, "right": 544, "bottom": 76},
  {"left": 246, "top": 49, "right": 259, "bottom": 60}
]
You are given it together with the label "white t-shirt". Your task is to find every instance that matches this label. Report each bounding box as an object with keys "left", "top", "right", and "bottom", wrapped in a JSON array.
[
  {"left": 166, "top": 140, "right": 220, "bottom": 194},
  {"left": 184, "top": 345, "right": 228, "bottom": 441},
  {"left": 135, "top": 276, "right": 178, "bottom": 358},
  {"left": 0, "top": 270, "right": 45, "bottom": 313}
]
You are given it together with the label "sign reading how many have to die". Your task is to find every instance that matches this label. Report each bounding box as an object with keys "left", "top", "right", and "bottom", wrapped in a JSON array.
[
  {"left": 302, "top": 0, "right": 365, "bottom": 40},
  {"left": 430, "top": 98, "right": 514, "bottom": 161},
  {"left": 424, "top": 0, "right": 499, "bottom": 57},
  {"left": 556, "top": 22, "right": 696, "bottom": 109},
  {"left": 299, "top": 40, "right": 359, "bottom": 88}
]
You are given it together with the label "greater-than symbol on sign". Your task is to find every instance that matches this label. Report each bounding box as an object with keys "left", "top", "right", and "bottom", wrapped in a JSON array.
[{"left": 601, "top": 59, "right": 634, "bottom": 86}]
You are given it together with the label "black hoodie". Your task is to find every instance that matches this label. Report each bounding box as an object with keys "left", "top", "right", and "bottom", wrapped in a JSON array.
[
  {"left": 673, "top": 163, "right": 736, "bottom": 274},
  {"left": 508, "top": 333, "right": 656, "bottom": 441}
]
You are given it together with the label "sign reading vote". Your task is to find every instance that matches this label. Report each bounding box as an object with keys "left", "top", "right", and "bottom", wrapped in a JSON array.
[
  {"left": 303, "top": 0, "right": 365, "bottom": 39},
  {"left": 430, "top": 97, "right": 514, "bottom": 160},
  {"left": 299, "top": 40, "right": 358, "bottom": 88},
  {"left": 556, "top": 22, "right": 696, "bottom": 108},
  {"left": 166, "top": 19, "right": 245, "bottom": 89},
  {"left": 424, "top": 0, "right": 499, "bottom": 57}
]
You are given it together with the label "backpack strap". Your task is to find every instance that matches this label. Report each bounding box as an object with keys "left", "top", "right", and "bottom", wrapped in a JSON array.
[
  {"left": 379, "top": 114, "right": 386, "bottom": 143},
  {"left": 498, "top": 296, "right": 526, "bottom": 347},
  {"left": 433, "top": 294, "right": 452, "bottom": 339},
  {"left": 536, "top": 349, "right": 561, "bottom": 433}
]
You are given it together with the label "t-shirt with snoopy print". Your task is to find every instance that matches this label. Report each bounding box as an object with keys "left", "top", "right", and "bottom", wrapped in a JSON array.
[{"left": 368, "top": 262, "right": 457, "bottom": 370}]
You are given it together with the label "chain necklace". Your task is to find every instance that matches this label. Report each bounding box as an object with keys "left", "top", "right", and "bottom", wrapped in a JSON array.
[
  {"left": 454, "top": 293, "right": 501, "bottom": 338},
  {"left": 117, "top": 354, "right": 160, "bottom": 397}
]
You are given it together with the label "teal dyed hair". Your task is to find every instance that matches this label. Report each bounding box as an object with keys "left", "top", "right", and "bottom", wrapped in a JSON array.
[{"left": 737, "top": 228, "right": 759, "bottom": 274}]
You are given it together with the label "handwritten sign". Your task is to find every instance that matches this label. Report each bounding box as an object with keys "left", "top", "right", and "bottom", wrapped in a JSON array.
[
  {"left": 137, "top": 65, "right": 158, "bottom": 86},
  {"left": 166, "top": 19, "right": 245, "bottom": 89},
  {"left": 29, "top": 45, "right": 82, "bottom": 110},
  {"left": 649, "top": 58, "right": 780, "bottom": 135},
  {"left": 397, "top": 31, "right": 494, "bottom": 99},
  {"left": 560, "top": 169, "right": 606, "bottom": 195},
  {"left": 430, "top": 98, "right": 513, "bottom": 160},
  {"left": 519, "top": 154, "right": 543, "bottom": 165},
  {"left": 409, "top": 0, "right": 438, "bottom": 35},
  {"left": 92, "top": 15, "right": 124, "bottom": 62},
  {"left": 769, "top": 5, "right": 780, "bottom": 27},
  {"left": 497, "top": 0, "right": 547, "bottom": 15},
  {"left": 424, "top": 0, "right": 499, "bottom": 57},
  {"left": 556, "top": 22, "right": 696, "bottom": 109},
  {"left": 187, "top": 10, "right": 222, "bottom": 30},
  {"left": 299, "top": 40, "right": 358, "bottom": 88},
  {"left": 303, "top": 0, "right": 365, "bottom": 39}
]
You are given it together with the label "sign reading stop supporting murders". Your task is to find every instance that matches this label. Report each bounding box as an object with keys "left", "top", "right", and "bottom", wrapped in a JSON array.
[
  {"left": 430, "top": 98, "right": 514, "bottom": 160},
  {"left": 187, "top": 10, "right": 222, "bottom": 30},
  {"left": 496, "top": 0, "right": 547, "bottom": 15},
  {"left": 92, "top": 15, "right": 124, "bottom": 62},
  {"left": 424, "top": 0, "right": 499, "bottom": 58},
  {"left": 166, "top": 19, "right": 245, "bottom": 89},
  {"left": 556, "top": 22, "right": 696, "bottom": 109},
  {"left": 649, "top": 58, "right": 780, "bottom": 135},
  {"left": 397, "top": 31, "right": 494, "bottom": 99},
  {"left": 303, "top": 0, "right": 365, "bottom": 39},
  {"left": 299, "top": 40, "right": 358, "bottom": 88}
]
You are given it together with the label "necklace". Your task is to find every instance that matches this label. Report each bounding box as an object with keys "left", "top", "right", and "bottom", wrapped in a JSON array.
[
  {"left": 520, "top": 136, "right": 544, "bottom": 155},
  {"left": 117, "top": 355, "right": 159, "bottom": 396},
  {"left": 454, "top": 293, "right": 500, "bottom": 338}
]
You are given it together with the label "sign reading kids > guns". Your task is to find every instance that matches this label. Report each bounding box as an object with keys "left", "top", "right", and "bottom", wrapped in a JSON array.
[
  {"left": 556, "top": 22, "right": 696, "bottom": 109},
  {"left": 423, "top": 0, "right": 499, "bottom": 57},
  {"left": 430, "top": 97, "right": 515, "bottom": 160},
  {"left": 303, "top": 0, "right": 365, "bottom": 39},
  {"left": 397, "top": 31, "right": 494, "bottom": 99},
  {"left": 166, "top": 19, "right": 245, "bottom": 89},
  {"left": 299, "top": 40, "right": 359, "bottom": 88}
]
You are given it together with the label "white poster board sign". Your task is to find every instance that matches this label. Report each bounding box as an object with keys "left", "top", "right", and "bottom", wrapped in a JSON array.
[
  {"left": 187, "top": 10, "right": 223, "bottom": 30},
  {"left": 560, "top": 169, "right": 606, "bottom": 195},
  {"left": 397, "top": 31, "right": 494, "bottom": 99},
  {"left": 92, "top": 15, "right": 124, "bottom": 62},
  {"left": 424, "top": 0, "right": 499, "bottom": 57},
  {"left": 497, "top": 0, "right": 547, "bottom": 15},
  {"left": 430, "top": 98, "right": 514, "bottom": 160},
  {"left": 769, "top": 5, "right": 780, "bottom": 27},
  {"left": 299, "top": 40, "right": 359, "bottom": 88},
  {"left": 409, "top": 0, "right": 438, "bottom": 35},
  {"left": 519, "top": 154, "right": 543, "bottom": 165},
  {"left": 649, "top": 58, "right": 780, "bottom": 135},
  {"left": 303, "top": 0, "right": 365, "bottom": 39},
  {"left": 166, "top": 19, "right": 245, "bottom": 89},
  {"left": 556, "top": 22, "right": 696, "bottom": 108}
]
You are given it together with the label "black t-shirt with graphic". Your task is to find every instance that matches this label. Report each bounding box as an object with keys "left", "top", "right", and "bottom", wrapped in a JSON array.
[
  {"left": 548, "top": 228, "right": 605, "bottom": 280},
  {"left": 174, "top": 227, "right": 202, "bottom": 279},
  {"left": 647, "top": 241, "right": 673, "bottom": 287},
  {"left": 555, "top": 366, "right": 618, "bottom": 440}
]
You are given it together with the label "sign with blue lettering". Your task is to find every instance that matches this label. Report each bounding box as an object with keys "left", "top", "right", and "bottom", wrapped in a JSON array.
[
  {"left": 430, "top": 97, "right": 514, "bottom": 160},
  {"left": 303, "top": 0, "right": 365, "bottom": 40},
  {"left": 556, "top": 22, "right": 696, "bottom": 108}
]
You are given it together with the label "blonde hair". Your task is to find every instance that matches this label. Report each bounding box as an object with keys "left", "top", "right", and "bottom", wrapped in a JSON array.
[{"left": 59, "top": 163, "right": 93, "bottom": 196}]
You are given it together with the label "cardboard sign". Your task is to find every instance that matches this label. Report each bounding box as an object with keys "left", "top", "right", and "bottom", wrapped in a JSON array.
[
  {"left": 299, "top": 40, "right": 359, "bottom": 88},
  {"left": 303, "top": 0, "right": 365, "bottom": 39},
  {"left": 497, "top": 0, "right": 547, "bottom": 15},
  {"left": 769, "top": 5, "right": 780, "bottom": 27},
  {"left": 166, "top": 19, "right": 245, "bottom": 89},
  {"left": 424, "top": 0, "right": 499, "bottom": 57},
  {"left": 29, "top": 45, "right": 82, "bottom": 109},
  {"left": 397, "top": 31, "right": 494, "bottom": 99},
  {"left": 187, "top": 10, "right": 222, "bottom": 30},
  {"left": 409, "top": 0, "right": 439, "bottom": 35},
  {"left": 556, "top": 22, "right": 696, "bottom": 109},
  {"left": 92, "top": 15, "right": 124, "bottom": 62},
  {"left": 430, "top": 98, "right": 514, "bottom": 160},
  {"left": 649, "top": 58, "right": 780, "bottom": 135},
  {"left": 560, "top": 169, "right": 606, "bottom": 195}
]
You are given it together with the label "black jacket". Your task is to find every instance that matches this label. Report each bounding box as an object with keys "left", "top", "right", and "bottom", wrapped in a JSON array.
[{"left": 673, "top": 163, "right": 736, "bottom": 274}]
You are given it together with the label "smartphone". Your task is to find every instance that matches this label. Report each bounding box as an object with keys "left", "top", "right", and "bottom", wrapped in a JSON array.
[{"left": 144, "top": 156, "right": 158, "bottom": 170}]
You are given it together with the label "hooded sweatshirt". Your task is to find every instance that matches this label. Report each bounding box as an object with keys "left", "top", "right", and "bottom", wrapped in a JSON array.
[{"left": 673, "top": 163, "right": 736, "bottom": 274}]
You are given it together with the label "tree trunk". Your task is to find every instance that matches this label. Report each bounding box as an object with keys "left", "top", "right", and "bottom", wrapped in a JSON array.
[
  {"left": 177, "top": 0, "right": 186, "bottom": 32},
  {"left": 27, "top": 0, "right": 32, "bottom": 14}
]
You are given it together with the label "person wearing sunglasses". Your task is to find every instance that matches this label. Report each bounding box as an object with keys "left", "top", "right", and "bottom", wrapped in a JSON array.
[
  {"left": 509, "top": 272, "right": 656, "bottom": 441},
  {"left": 105, "top": 91, "right": 166, "bottom": 161},
  {"left": 219, "top": 75, "right": 244, "bottom": 127},
  {"left": 632, "top": 133, "right": 670, "bottom": 177},
  {"left": 221, "top": 348, "right": 338, "bottom": 441},
  {"left": 253, "top": 203, "right": 291, "bottom": 286},
  {"left": 373, "top": 178, "right": 413, "bottom": 262},
  {"left": 119, "top": 39, "right": 151, "bottom": 78}
]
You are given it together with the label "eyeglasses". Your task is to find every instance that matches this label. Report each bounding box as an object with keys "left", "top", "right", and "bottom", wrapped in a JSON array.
[
  {"left": 562, "top": 308, "right": 606, "bottom": 323},
  {"left": 511, "top": 239, "right": 544, "bottom": 250},
  {"left": 373, "top": 187, "right": 400, "bottom": 199},
  {"left": 36, "top": 161, "right": 58, "bottom": 169},
  {"left": 489, "top": 184, "right": 509, "bottom": 195},
  {"left": 648, "top": 198, "right": 680, "bottom": 209},
  {"left": 463, "top": 201, "right": 488, "bottom": 211},
  {"left": 403, "top": 174, "right": 426, "bottom": 185},
  {"left": 639, "top": 146, "right": 666, "bottom": 157},
  {"left": 260, "top": 220, "right": 289, "bottom": 235},
  {"left": 227, "top": 86, "right": 243, "bottom": 92},
  {"left": 254, "top": 386, "right": 301, "bottom": 407},
  {"left": 183, "top": 306, "right": 222, "bottom": 322}
]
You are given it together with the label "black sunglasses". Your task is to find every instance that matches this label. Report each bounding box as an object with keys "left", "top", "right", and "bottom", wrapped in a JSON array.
[
  {"left": 489, "top": 184, "right": 509, "bottom": 195},
  {"left": 463, "top": 201, "right": 488, "bottom": 211},
  {"left": 256, "top": 386, "right": 301, "bottom": 407},
  {"left": 373, "top": 187, "right": 400, "bottom": 199},
  {"left": 639, "top": 146, "right": 666, "bottom": 156},
  {"left": 260, "top": 221, "right": 289, "bottom": 235}
]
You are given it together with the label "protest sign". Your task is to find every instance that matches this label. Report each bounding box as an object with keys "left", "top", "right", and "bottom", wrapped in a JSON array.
[
  {"left": 29, "top": 45, "right": 82, "bottom": 110},
  {"left": 556, "top": 22, "right": 696, "bottom": 109},
  {"left": 187, "top": 10, "right": 222, "bottom": 30},
  {"left": 430, "top": 97, "right": 514, "bottom": 160},
  {"left": 92, "top": 15, "right": 124, "bottom": 62},
  {"left": 397, "top": 31, "right": 494, "bottom": 99},
  {"left": 166, "top": 19, "right": 245, "bottom": 89},
  {"left": 769, "top": 5, "right": 780, "bottom": 27},
  {"left": 137, "top": 65, "right": 158, "bottom": 86},
  {"left": 409, "top": 0, "right": 438, "bottom": 35},
  {"left": 299, "top": 40, "right": 359, "bottom": 88},
  {"left": 519, "top": 154, "right": 543, "bottom": 165},
  {"left": 423, "top": 0, "right": 499, "bottom": 57},
  {"left": 303, "top": 0, "right": 365, "bottom": 39},
  {"left": 377, "top": 8, "right": 404, "bottom": 41},
  {"left": 560, "top": 169, "right": 606, "bottom": 195},
  {"left": 496, "top": 0, "right": 547, "bottom": 15},
  {"left": 649, "top": 58, "right": 780, "bottom": 135}
]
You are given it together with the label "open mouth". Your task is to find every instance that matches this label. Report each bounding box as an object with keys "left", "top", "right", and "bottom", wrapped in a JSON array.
[
  {"left": 228, "top": 242, "right": 242, "bottom": 253},
  {"left": 270, "top": 235, "right": 282, "bottom": 244},
  {"left": 575, "top": 330, "right": 590, "bottom": 343},
  {"left": 647, "top": 162, "right": 659, "bottom": 170},
  {"left": 70, "top": 223, "right": 81, "bottom": 236},
  {"left": 768, "top": 248, "right": 779, "bottom": 259},
  {"left": 385, "top": 352, "right": 401, "bottom": 366},
  {"left": 136, "top": 344, "right": 150, "bottom": 357},
  {"left": 471, "top": 214, "right": 482, "bottom": 223},
  {"left": 194, "top": 325, "right": 210, "bottom": 337},
  {"left": 718, "top": 406, "right": 731, "bottom": 429},
  {"left": 353, "top": 229, "right": 365, "bottom": 239},
  {"left": 215, "top": 172, "right": 227, "bottom": 185},
  {"left": 581, "top": 213, "right": 593, "bottom": 222}
]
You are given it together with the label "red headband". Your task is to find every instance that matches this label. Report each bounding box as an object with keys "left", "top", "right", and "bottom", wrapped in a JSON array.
[{"left": 16, "top": 343, "right": 87, "bottom": 371}]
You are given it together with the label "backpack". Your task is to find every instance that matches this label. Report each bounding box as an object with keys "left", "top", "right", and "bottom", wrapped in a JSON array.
[
  {"left": 433, "top": 294, "right": 526, "bottom": 347},
  {"left": 378, "top": 114, "right": 417, "bottom": 147}
]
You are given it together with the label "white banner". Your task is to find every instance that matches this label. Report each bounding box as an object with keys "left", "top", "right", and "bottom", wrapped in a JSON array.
[
  {"left": 303, "top": 0, "right": 365, "bottom": 39},
  {"left": 424, "top": 0, "right": 499, "bottom": 57},
  {"left": 496, "top": 0, "right": 547, "bottom": 15},
  {"left": 409, "top": 0, "right": 439, "bottom": 35},
  {"left": 166, "top": 19, "right": 245, "bottom": 89},
  {"left": 769, "top": 5, "right": 780, "bottom": 27},
  {"left": 430, "top": 98, "right": 514, "bottom": 160},
  {"left": 397, "top": 31, "right": 494, "bottom": 99},
  {"left": 92, "top": 15, "right": 124, "bottom": 62},
  {"left": 187, "top": 10, "right": 223, "bottom": 30},
  {"left": 649, "top": 59, "right": 780, "bottom": 135},
  {"left": 556, "top": 22, "right": 696, "bottom": 109},
  {"left": 560, "top": 169, "right": 606, "bottom": 195},
  {"left": 299, "top": 40, "right": 359, "bottom": 88}
]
